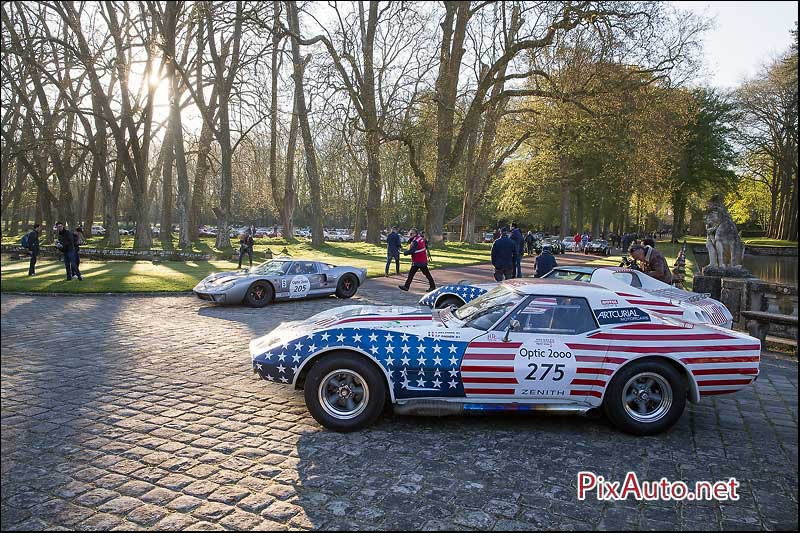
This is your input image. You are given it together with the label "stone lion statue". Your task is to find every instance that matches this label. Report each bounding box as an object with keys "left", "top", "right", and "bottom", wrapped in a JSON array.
[{"left": 704, "top": 195, "right": 744, "bottom": 269}]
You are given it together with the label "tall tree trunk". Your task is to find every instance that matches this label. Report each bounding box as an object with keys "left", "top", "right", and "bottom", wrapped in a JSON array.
[
  {"left": 160, "top": 128, "right": 175, "bottom": 249},
  {"left": 559, "top": 157, "right": 571, "bottom": 237},
  {"left": 283, "top": 97, "right": 299, "bottom": 240},
  {"left": 84, "top": 159, "right": 98, "bottom": 235},
  {"left": 287, "top": 0, "right": 323, "bottom": 247},
  {"left": 460, "top": 130, "right": 478, "bottom": 243},
  {"left": 189, "top": 121, "right": 213, "bottom": 241}
]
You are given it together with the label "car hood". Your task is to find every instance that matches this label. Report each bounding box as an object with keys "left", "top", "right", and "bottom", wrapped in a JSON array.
[
  {"left": 199, "top": 270, "right": 250, "bottom": 286},
  {"left": 250, "top": 304, "right": 435, "bottom": 355}
]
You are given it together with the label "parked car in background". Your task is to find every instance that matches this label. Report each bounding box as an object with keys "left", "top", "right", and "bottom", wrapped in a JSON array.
[
  {"left": 91, "top": 225, "right": 106, "bottom": 236},
  {"left": 193, "top": 258, "right": 367, "bottom": 307},
  {"left": 560, "top": 236, "right": 576, "bottom": 252},
  {"left": 584, "top": 239, "right": 611, "bottom": 256},
  {"left": 198, "top": 226, "right": 217, "bottom": 238}
]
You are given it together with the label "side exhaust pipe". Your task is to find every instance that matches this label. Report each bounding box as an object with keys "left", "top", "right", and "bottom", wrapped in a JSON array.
[{"left": 393, "top": 400, "right": 593, "bottom": 417}]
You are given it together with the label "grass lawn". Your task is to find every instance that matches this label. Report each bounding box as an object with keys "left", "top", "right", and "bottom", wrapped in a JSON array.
[
  {"left": 0, "top": 240, "right": 492, "bottom": 293},
  {"left": 585, "top": 241, "right": 698, "bottom": 290}
]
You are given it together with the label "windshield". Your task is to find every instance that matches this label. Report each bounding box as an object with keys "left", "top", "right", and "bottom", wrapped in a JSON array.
[
  {"left": 453, "top": 285, "right": 525, "bottom": 329},
  {"left": 251, "top": 260, "right": 291, "bottom": 275}
]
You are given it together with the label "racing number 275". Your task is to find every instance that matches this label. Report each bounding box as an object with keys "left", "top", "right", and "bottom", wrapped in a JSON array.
[{"left": 525, "top": 363, "right": 565, "bottom": 381}]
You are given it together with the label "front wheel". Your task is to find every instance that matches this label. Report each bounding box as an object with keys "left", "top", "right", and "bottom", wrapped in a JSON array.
[
  {"left": 245, "top": 281, "right": 274, "bottom": 307},
  {"left": 304, "top": 353, "right": 386, "bottom": 432},
  {"left": 335, "top": 274, "right": 358, "bottom": 298},
  {"left": 602, "top": 359, "right": 686, "bottom": 436}
]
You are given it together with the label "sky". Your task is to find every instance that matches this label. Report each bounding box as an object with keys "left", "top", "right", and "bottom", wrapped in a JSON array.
[{"left": 671, "top": 1, "right": 798, "bottom": 89}]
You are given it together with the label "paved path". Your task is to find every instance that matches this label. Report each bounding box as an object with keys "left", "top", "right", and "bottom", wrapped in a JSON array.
[{"left": 1, "top": 265, "right": 797, "bottom": 531}]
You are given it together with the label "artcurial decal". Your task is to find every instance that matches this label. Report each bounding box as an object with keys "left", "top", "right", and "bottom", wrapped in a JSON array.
[{"left": 593, "top": 307, "right": 651, "bottom": 325}]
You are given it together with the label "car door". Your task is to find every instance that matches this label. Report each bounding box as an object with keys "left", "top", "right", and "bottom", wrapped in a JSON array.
[{"left": 462, "top": 295, "right": 609, "bottom": 402}]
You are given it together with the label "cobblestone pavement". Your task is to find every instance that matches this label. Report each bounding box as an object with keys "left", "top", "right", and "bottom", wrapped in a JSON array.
[{"left": 1, "top": 280, "right": 797, "bottom": 531}]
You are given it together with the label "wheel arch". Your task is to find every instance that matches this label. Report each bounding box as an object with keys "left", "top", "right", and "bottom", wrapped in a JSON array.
[
  {"left": 434, "top": 292, "right": 466, "bottom": 309},
  {"left": 604, "top": 355, "right": 699, "bottom": 404},
  {"left": 294, "top": 347, "right": 396, "bottom": 403},
  {"left": 247, "top": 278, "right": 277, "bottom": 301}
]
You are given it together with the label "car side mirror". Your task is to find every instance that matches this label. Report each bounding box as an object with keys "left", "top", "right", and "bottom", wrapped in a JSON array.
[{"left": 503, "top": 319, "right": 521, "bottom": 342}]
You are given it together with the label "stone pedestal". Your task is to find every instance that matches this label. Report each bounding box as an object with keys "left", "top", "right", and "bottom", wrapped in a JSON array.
[{"left": 693, "top": 275, "right": 722, "bottom": 300}]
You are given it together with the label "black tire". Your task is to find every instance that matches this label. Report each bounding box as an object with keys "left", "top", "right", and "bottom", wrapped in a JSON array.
[
  {"left": 304, "top": 353, "right": 386, "bottom": 432},
  {"left": 435, "top": 295, "right": 464, "bottom": 309},
  {"left": 602, "top": 359, "right": 687, "bottom": 436},
  {"left": 335, "top": 274, "right": 358, "bottom": 298},
  {"left": 245, "top": 281, "right": 274, "bottom": 307}
]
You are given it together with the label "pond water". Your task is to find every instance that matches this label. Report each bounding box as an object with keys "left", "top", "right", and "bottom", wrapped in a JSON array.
[{"left": 694, "top": 253, "right": 798, "bottom": 285}]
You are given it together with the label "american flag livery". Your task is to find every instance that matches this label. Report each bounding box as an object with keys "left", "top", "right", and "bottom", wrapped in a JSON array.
[
  {"left": 566, "top": 323, "right": 760, "bottom": 401},
  {"left": 253, "top": 327, "right": 471, "bottom": 400},
  {"left": 460, "top": 341, "right": 522, "bottom": 396},
  {"left": 419, "top": 284, "right": 488, "bottom": 307}
]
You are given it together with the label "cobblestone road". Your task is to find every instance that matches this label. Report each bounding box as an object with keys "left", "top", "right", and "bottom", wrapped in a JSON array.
[{"left": 1, "top": 281, "right": 797, "bottom": 530}]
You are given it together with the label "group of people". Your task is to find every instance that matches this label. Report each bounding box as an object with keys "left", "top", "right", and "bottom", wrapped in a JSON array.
[
  {"left": 22, "top": 222, "right": 84, "bottom": 280},
  {"left": 490, "top": 224, "right": 558, "bottom": 281}
]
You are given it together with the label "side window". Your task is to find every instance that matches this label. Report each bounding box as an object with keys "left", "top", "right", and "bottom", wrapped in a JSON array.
[
  {"left": 297, "top": 262, "right": 318, "bottom": 274},
  {"left": 509, "top": 296, "right": 597, "bottom": 335},
  {"left": 630, "top": 272, "right": 643, "bottom": 288}
]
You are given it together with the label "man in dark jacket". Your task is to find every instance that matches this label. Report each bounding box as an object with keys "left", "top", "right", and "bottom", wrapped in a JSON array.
[
  {"left": 25, "top": 224, "right": 41, "bottom": 276},
  {"left": 510, "top": 223, "right": 524, "bottom": 277},
  {"left": 385, "top": 226, "right": 401, "bottom": 276},
  {"left": 398, "top": 229, "right": 436, "bottom": 292},
  {"left": 629, "top": 244, "right": 673, "bottom": 284},
  {"left": 237, "top": 231, "right": 254, "bottom": 268},
  {"left": 491, "top": 228, "right": 517, "bottom": 281},
  {"left": 56, "top": 222, "right": 82, "bottom": 281},
  {"left": 534, "top": 246, "right": 558, "bottom": 277}
]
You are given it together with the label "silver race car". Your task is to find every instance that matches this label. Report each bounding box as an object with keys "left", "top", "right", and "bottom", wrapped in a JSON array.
[{"left": 193, "top": 258, "right": 367, "bottom": 307}]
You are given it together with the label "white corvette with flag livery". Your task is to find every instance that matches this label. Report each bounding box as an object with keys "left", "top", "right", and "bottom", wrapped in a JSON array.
[{"left": 250, "top": 279, "right": 760, "bottom": 435}]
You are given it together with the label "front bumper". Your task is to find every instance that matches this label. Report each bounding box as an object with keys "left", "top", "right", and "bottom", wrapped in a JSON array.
[{"left": 193, "top": 289, "right": 227, "bottom": 303}]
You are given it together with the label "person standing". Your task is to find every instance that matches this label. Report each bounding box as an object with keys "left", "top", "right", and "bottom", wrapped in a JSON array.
[
  {"left": 580, "top": 231, "right": 589, "bottom": 253},
  {"left": 573, "top": 232, "right": 581, "bottom": 251},
  {"left": 525, "top": 231, "right": 535, "bottom": 256},
  {"left": 398, "top": 229, "right": 435, "bottom": 292},
  {"left": 491, "top": 227, "right": 516, "bottom": 281},
  {"left": 385, "top": 226, "right": 401, "bottom": 276},
  {"left": 534, "top": 245, "right": 558, "bottom": 277},
  {"left": 56, "top": 222, "right": 81, "bottom": 281},
  {"left": 237, "top": 231, "right": 254, "bottom": 268},
  {"left": 73, "top": 227, "right": 85, "bottom": 274},
  {"left": 510, "top": 223, "right": 524, "bottom": 277},
  {"left": 24, "top": 224, "right": 41, "bottom": 276}
]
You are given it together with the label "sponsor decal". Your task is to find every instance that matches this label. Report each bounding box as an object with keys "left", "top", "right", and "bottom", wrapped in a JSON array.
[
  {"left": 601, "top": 299, "right": 619, "bottom": 306},
  {"left": 594, "top": 307, "right": 650, "bottom": 325},
  {"left": 514, "top": 340, "right": 575, "bottom": 398},
  {"left": 289, "top": 275, "right": 310, "bottom": 298}
]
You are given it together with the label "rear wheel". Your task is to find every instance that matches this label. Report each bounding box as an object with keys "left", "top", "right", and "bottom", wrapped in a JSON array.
[
  {"left": 602, "top": 359, "right": 686, "bottom": 436},
  {"left": 304, "top": 353, "right": 386, "bottom": 431},
  {"left": 245, "top": 281, "right": 274, "bottom": 307},
  {"left": 435, "top": 295, "right": 464, "bottom": 309},
  {"left": 335, "top": 274, "right": 358, "bottom": 298}
]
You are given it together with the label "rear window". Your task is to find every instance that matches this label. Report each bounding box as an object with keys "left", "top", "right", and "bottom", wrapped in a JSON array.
[{"left": 543, "top": 270, "right": 592, "bottom": 282}]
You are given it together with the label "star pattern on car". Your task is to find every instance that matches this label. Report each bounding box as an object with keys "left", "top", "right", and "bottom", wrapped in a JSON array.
[
  {"left": 418, "top": 284, "right": 489, "bottom": 307},
  {"left": 253, "top": 327, "right": 468, "bottom": 398}
]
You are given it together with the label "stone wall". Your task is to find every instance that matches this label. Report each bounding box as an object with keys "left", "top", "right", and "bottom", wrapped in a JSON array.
[
  {"left": 708, "top": 277, "right": 798, "bottom": 340},
  {"left": 693, "top": 245, "right": 798, "bottom": 257}
]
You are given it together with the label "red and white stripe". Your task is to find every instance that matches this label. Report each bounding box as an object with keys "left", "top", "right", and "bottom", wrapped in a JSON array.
[
  {"left": 567, "top": 323, "right": 760, "bottom": 399},
  {"left": 461, "top": 341, "right": 522, "bottom": 396}
]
